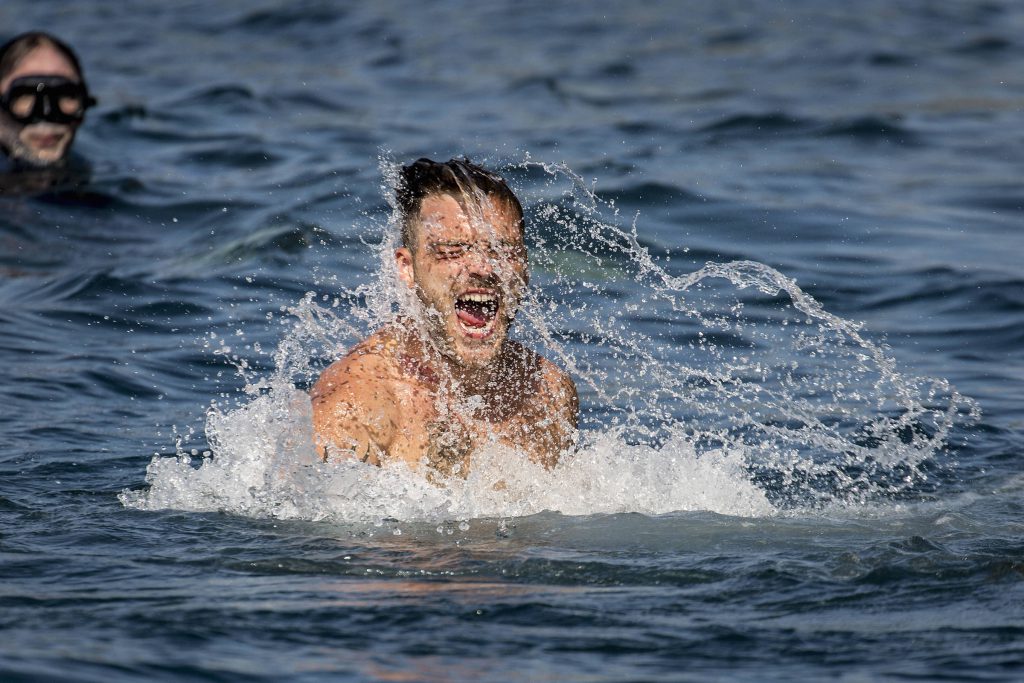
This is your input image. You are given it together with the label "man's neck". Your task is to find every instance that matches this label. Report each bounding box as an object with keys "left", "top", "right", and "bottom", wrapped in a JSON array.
[
  {"left": 445, "top": 354, "right": 504, "bottom": 397},
  {"left": 395, "top": 321, "right": 513, "bottom": 402}
]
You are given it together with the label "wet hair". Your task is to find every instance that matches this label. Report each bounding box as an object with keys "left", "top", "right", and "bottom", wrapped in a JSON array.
[
  {"left": 0, "top": 32, "right": 86, "bottom": 85},
  {"left": 397, "top": 157, "right": 524, "bottom": 249}
]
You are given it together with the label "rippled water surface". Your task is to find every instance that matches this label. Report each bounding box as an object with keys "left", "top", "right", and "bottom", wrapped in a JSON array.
[{"left": 2, "top": 1, "right": 1023, "bottom": 681}]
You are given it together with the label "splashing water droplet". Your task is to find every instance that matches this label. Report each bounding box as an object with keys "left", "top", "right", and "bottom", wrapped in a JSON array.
[{"left": 120, "top": 158, "right": 977, "bottom": 522}]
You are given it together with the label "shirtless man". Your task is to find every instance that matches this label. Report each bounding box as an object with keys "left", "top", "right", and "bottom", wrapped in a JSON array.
[
  {"left": 0, "top": 32, "right": 95, "bottom": 167},
  {"left": 311, "top": 158, "right": 579, "bottom": 477}
]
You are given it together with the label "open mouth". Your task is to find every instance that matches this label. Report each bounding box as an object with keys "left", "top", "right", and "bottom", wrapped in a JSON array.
[
  {"left": 25, "top": 127, "right": 69, "bottom": 148},
  {"left": 454, "top": 291, "right": 499, "bottom": 339},
  {"left": 23, "top": 130, "right": 70, "bottom": 157}
]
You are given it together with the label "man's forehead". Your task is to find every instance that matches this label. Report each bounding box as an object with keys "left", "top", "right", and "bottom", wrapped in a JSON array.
[
  {"left": 1, "top": 45, "right": 80, "bottom": 91},
  {"left": 415, "top": 192, "right": 520, "bottom": 237}
]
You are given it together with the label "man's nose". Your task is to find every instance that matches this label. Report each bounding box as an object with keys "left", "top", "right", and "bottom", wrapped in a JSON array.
[{"left": 463, "top": 247, "right": 496, "bottom": 278}]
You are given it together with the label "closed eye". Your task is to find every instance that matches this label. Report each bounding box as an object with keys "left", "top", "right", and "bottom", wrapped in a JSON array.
[
  {"left": 430, "top": 242, "right": 470, "bottom": 259},
  {"left": 428, "top": 241, "right": 526, "bottom": 262}
]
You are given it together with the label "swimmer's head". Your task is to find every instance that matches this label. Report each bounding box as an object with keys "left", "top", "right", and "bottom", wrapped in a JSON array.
[
  {"left": 396, "top": 157, "right": 524, "bottom": 249},
  {"left": 395, "top": 158, "right": 528, "bottom": 370},
  {"left": 0, "top": 32, "right": 95, "bottom": 167}
]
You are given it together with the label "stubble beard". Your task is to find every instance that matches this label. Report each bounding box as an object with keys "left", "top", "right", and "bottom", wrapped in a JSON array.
[
  {"left": 13, "top": 123, "right": 74, "bottom": 166},
  {"left": 411, "top": 287, "right": 507, "bottom": 377}
]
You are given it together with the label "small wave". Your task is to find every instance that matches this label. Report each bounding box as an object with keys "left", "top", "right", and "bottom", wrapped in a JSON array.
[
  {"left": 594, "top": 181, "right": 703, "bottom": 207},
  {"left": 868, "top": 51, "right": 915, "bottom": 67},
  {"left": 173, "top": 84, "right": 257, "bottom": 107},
  {"left": 509, "top": 74, "right": 564, "bottom": 98},
  {"left": 222, "top": 4, "right": 349, "bottom": 32},
  {"left": 952, "top": 191, "right": 1024, "bottom": 214},
  {"left": 200, "top": 222, "right": 335, "bottom": 264},
  {"left": 699, "top": 112, "right": 813, "bottom": 136},
  {"left": 862, "top": 269, "right": 1024, "bottom": 317},
  {"left": 698, "top": 112, "right": 917, "bottom": 146},
  {"left": 596, "top": 61, "right": 636, "bottom": 78},
  {"left": 704, "top": 29, "right": 758, "bottom": 48},
  {"left": 0, "top": 271, "right": 147, "bottom": 307},
  {"left": 179, "top": 144, "right": 281, "bottom": 170},
  {"left": 819, "top": 116, "right": 918, "bottom": 145},
  {"left": 951, "top": 35, "right": 1014, "bottom": 55},
  {"left": 99, "top": 104, "right": 149, "bottom": 124}
]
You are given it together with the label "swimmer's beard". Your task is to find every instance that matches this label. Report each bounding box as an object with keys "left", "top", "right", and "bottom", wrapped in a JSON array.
[
  {"left": 405, "top": 291, "right": 512, "bottom": 382},
  {"left": 0, "top": 115, "right": 74, "bottom": 168}
]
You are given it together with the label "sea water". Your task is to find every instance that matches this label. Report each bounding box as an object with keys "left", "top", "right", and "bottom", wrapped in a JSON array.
[{"left": 2, "top": 1, "right": 1022, "bottom": 681}]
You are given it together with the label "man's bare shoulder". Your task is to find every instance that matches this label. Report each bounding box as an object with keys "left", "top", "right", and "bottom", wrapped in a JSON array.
[
  {"left": 312, "top": 331, "right": 401, "bottom": 398},
  {"left": 507, "top": 341, "right": 579, "bottom": 419},
  {"left": 500, "top": 342, "right": 579, "bottom": 466},
  {"left": 507, "top": 341, "right": 576, "bottom": 389},
  {"left": 310, "top": 329, "right": 403, "bottom": 462},
  {"left": 541, "top": 355, "right": 579, "bottom": 425}
]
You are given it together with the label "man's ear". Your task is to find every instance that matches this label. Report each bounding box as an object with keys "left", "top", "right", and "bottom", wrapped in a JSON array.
[{"left": 395, "top": 247, "right": 414, "bottom": 287}]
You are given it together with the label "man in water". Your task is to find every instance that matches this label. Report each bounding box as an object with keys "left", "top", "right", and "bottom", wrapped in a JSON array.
[
  {"left": 0, "top": 32, "right": 95, "bottom": 168},
  {"left": 312, "top": 158, "right": 579, "bottom": 477}
]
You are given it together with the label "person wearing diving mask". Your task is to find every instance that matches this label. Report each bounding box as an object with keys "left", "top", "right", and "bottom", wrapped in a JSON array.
[{"left": 0, "top": 32, "right": 95, "bottom": 168}]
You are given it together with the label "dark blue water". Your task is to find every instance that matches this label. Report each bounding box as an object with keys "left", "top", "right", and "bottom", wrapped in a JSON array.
[{"left": 2, "top": 1, "right": 1023, "bottom": 681}]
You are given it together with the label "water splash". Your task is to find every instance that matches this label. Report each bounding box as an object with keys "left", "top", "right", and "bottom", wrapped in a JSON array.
[{"left": 121, "top": 158, "right": 978, "bottom": 522}]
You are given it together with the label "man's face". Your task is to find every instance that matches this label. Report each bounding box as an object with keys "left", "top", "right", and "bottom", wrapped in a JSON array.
[
  {"left": 0, "top": 45, "right": 82, "bottom": 165},
  {"left": 396, "top": 192, "right": 528, "bottom": 369}
]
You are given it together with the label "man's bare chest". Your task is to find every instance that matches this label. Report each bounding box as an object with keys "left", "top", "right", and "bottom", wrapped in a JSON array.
[{"left": 387, "top": 378, "right": 546, "bottom": 475}]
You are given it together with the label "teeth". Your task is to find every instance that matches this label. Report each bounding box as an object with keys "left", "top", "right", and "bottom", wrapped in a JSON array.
[{"left": 460, "top": 293, "right": 496, "bottom": 303}]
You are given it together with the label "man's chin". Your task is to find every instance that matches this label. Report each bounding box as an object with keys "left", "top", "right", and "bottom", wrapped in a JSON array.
[
  {"left": 16, "top": 129, "right": 73, "bottom": 166},
  {"left": 12, "top": 145, "right": 69, "bottom": 167},
  {"left": 446, "top": 328, "right": 505, "bottom": 370},
  {"left": 417, "top": 307, "right": 506, "bottom": 370}
]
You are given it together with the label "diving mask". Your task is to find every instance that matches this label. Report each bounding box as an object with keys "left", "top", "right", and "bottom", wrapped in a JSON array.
[{"left": 0, "top": 75, "right": 95, "bottom": 125}]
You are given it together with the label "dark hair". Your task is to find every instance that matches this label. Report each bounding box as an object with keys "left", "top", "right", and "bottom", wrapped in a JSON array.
[
  {"left": 397, "top": 157, "right": 524, "bottom": 248},
  {"left": 0, "top": 32, "right": 86, "bottom": 85}
]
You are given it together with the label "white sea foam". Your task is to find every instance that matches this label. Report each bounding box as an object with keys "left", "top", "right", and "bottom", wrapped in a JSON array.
[{"left": 120, "top": 380, "right": 775, "bottom": 522}]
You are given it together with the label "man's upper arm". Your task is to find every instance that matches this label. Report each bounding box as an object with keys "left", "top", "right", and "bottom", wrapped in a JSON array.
[
  {"left": 544, "top": 362, "right": 579, "bottom": 430},
  {"left": 534, "top": 362, "right": 579, "bottom": 466},
  {"left": 311, "top": 356, "right": 396, "bottom": 465}
]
